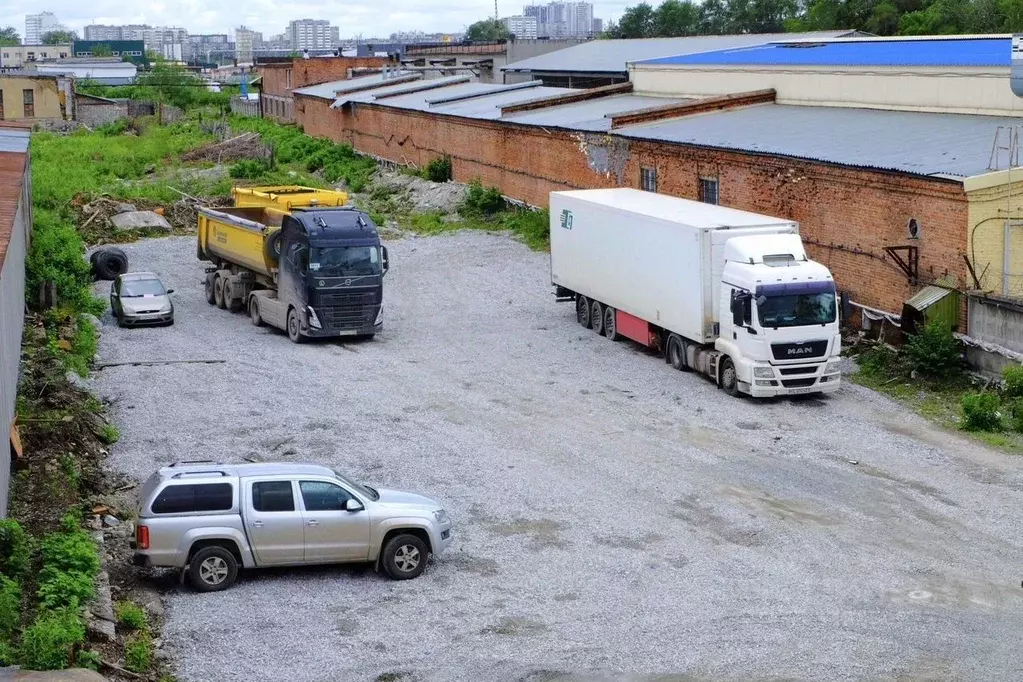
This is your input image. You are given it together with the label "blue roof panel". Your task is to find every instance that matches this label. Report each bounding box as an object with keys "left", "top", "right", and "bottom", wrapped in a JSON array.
[{"left": 638, "top": 38, "right": 1011, "bottom": 68}]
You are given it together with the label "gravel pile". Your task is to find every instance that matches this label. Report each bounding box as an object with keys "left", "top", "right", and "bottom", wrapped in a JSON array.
[
  {"left": 91, "top": 233, "right": 1023, "bottom": 682},
  {"left": 369, "top": 168, "right": 468, "bottom": 214}
]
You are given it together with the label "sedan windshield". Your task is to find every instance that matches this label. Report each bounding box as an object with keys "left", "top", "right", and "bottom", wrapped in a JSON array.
[
  {"left": 758, "top": 292, "right": 836, "bottom": 328},
  {"left": 333, "top": 470, "right": 380, "bottom": 500},
  {"left": 310, "top": 246, "right": 381, "bottom": 277},
  {"left": 121, "top": 279, "right": 165, "bottom": 297}
]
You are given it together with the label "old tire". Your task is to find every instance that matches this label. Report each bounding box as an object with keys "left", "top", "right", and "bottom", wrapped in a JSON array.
[
  {"left": 93, "top": 249, "right": 129, "bottom": 281},
  {"left": 381, "top": 534, "right": 429, "bottom": 580},
  {"left": 213, "top": 275, "right": 226, "bottom": 309},
  {"left": 224, "top": 279, "right": 243, "bottom": 312},
  {"left": 603, "top": 306, "right": 619, "bottom": 341},
  {"left": 204, "top": 273, "right": 217, "bottom": 305},
  {"left": 188, "top": 546, "right": 238, "bottom": 592},
  {"left": 667, "top": 334, "right": 688, "bottom": 371},
  {"left": 720, "top": 357, "right": 741, "bottom": 398},
  {"left": 590, "top": 300, "right": 604, "bottom": 335},
  {"left": 249, "top": 297, "right": 262, "bottom": 326},
  {"left": 287, "top": 308, "right": 305, "bottom": 344},
  {"left": 576, "top": 296, "right": 590, "bottom": 328},
  {"left": 264, "top": 231, "right": 283, "bottom": 264}
]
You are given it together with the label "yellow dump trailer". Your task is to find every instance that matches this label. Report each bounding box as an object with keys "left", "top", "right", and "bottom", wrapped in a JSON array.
[
  {"left": 197, "top": 206, "right": 285, "bottom": 280},
  {"left": 231, "top": 185, "right": 348, "bottom": 210}
]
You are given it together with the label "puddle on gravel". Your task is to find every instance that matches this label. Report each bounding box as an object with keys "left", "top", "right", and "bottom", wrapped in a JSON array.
[
  {"left": 593, "top": 532, "right": 664, "bottom": 550},
  {"left": 490, "top": 518, "right": 568, "bottom": 551},
  {"left": 846, "top": 459, "right": 959, "bottom": 507},
  {"left": 670, "top": 495, "right": 765, "bottom": 547},
  {"left": 889, "top": 575, "right": 1022, "bottom": 610},
  {"left": 722, "top": 486, "right": 837, "bottom": 526},
  {"left": 452, "top": 553, "right": 500, "bottom": 577}
]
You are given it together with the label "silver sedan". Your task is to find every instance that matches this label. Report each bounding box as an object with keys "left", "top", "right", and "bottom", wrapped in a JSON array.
[{"left": 110, "top": 272, "right": 175, "bottom": 327}]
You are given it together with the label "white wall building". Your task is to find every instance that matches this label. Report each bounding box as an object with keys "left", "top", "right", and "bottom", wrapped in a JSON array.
[
  {"left": 234, "top": 26, "right": 262, "bottom": 63},
  {"left": 287, "top": 19, "right": 340, "bottom": 51},
  {"left": 522, "top": 2, "right": 596, "bottom": 38},
  {"left": 0, "top": 44, "right": 71, "bottom": 68},
  {"left": 25, "top": 12, "right": 65, "bottom": 44},
  {"left": 29, "top": 58, "right": 138, "bottom": 85},
  {"left": 502, "top": 16, "right": 539, "bottom": 40}
]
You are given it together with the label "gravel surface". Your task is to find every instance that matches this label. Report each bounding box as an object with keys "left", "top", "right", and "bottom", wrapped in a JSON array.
[{"left": 91, "top": 233, "right": 1023, "bottom": 682}]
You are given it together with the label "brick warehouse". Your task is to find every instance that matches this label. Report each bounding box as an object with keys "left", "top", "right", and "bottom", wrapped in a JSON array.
[
  {"left": 258, "top": 56, "right": 388, "bottom": 122},
  {"left": 283, "top": 36, "right": 1023, "bottom": 321}
]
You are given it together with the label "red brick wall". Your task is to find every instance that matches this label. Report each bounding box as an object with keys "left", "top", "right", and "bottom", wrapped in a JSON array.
[
  {"left": 259, "top": 57, "right": 389, "bottom": 98},
  {"left": 295, "top": 101, "right": 968, "bottom": 314}
]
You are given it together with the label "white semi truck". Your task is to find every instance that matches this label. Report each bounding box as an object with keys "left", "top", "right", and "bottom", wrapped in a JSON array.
[{"left": 549, "top": 188, "right": 842, "bottom": 398}]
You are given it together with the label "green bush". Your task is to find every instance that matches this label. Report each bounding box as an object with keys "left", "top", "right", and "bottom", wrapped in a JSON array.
[
  {"left": 0, "top": 576, "right": 21, "bottom": 638},
  {"left": 125, "top": 631, "right": 152, "bottom": 673},
  {"left": 99, "top": 424, "right": 120, "bottom": 445},
  {"left": 24, "top": 209, "right": 97, "bottom": 313},
  {"left": 423, "top": 156, "right": 453, "bottom": 183},
  {"left": 115, "top": 600, "right": 148, "bottom": 631},
  {"left": 856, "top": 345, "right": 898, "bottom": 378},
  {"left": 1003, "top": 365, "right": 1023, "bottom": 398},
  {"left": 459, "top": 180, "right": 504, "bottom": 218},
  {"left": 961, "top": 392, "right": 1002, "bottom": 431},
  {"left": 229, "top": 159, "right": 270, "bottom": 179},
  {"left": 76, "top": 648, "right": 101, "bottom": 671},
  {"left": 0, "top": 519, "right": 31, "bottom": 580},
  {"left": 96, "top": 119, "right": 129, "bottom": 136},
  {"left": 903, "top": 322, "right": 963, "bottom": 380},
  {"left": 19, "top": 609, "right": 85, "bottom": 671},
  {"left": 36, "top": 521, "right": 99, "bottom": 610},
  {"left": 0, "top": 639, "right": 15, "bottom": 666},
  {"left": 1009, "top": 398, "right": 1023, "bottom": 433}
]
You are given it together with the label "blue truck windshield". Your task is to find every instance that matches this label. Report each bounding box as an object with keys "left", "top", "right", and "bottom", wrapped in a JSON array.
[
  {"left": 310, "top": 246, "right": 381, "bottom": 277},
  {"left": 756, "top": 281, "right": 837, "bottom": 328}
]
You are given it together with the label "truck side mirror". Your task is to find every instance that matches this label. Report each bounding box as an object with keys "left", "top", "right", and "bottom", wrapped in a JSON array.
[{"left": 381, "top": 246, "right": 389, "bottom": 274}]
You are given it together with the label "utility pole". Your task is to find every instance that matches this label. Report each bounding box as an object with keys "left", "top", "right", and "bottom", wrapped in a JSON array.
[{"left": 494, "top": 0, "right": 499, "bottom": 20}]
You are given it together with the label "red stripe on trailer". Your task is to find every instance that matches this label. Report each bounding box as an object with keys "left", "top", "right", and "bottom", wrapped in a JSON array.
[{"left": 616, "top": 309, "right": 652, "bottom": 347}]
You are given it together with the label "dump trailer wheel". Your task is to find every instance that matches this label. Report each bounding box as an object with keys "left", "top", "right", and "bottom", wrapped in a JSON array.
[
  {"left": 576, "top": 296, "right": 591, "bottom": 328},
  {"left": 224, "top": 279, "right": 243, "bottom": 312},
  {"left": 590, "top": 300, "right": 604, "bottom": 335},
  {"left": 213, "top": 275, "right": 226, "bottom": 309},
  {"left": 204, "top": 273, "right": 217, "bottom": 305}
]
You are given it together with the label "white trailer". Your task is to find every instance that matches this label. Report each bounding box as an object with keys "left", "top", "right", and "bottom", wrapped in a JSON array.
[{"left": 550, "top": 188, "right": 842, "bottom": 398}]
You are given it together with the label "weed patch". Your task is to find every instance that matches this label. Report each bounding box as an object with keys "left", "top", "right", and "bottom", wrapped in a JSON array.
[
  {"left": 125, "top": 631, "right": 153, "bottom": 673},
  {"left": 115, "top": 600, "right": 148, "bottom": 631},
  {"left": 18, "top": 608, "right": 86, "bottom": 671}
]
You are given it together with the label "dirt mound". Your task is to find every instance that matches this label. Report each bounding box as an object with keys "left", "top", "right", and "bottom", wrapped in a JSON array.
[
  {"left": 370, "top": 168, "right": 468, "bottom": 215},
  {"left": 181, "top": 132, "right": 269, "bottom": 163},
  {"left": 73, "top": 193, "right": 232, "bottom": 244}
]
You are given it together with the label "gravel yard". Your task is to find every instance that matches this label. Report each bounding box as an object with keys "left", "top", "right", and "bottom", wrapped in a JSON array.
[{"left": 91, "top": 232, "right": 1023, "bottom": 682}]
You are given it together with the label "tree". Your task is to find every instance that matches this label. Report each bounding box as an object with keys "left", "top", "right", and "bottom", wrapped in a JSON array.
[
  {"left": 618, "top": 2, "right": 657, "bottom": 37},
  {"left": 654, "top": 0, "right": 702, "bottom": 35},
  {"left": 465, "top": 18, "right": 511, "bottom": 41},
  {"left": 91, "top": 44, "right": 114, "bottom": 57},
  {"left": 0, "top": 26, "right": 19, "bottom": 46},
  {"left": 40, "top": 30, "right": 78, "bottom": 44}
]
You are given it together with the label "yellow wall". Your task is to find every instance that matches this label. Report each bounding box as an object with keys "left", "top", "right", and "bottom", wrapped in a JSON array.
[
  {"left": 964, "top": 169, "right": 1023, "bottom": 299},
  {"left": 0, "top": 77, "right": 63, "bottom": 120}
]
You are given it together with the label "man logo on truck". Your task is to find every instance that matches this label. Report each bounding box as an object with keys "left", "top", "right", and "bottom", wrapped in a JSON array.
[
  {"left": 787, "top": 346, "right": 813, "bottom": 356},
  {"left": 560, "top": 210, "right": 573, "bottom": 230}
]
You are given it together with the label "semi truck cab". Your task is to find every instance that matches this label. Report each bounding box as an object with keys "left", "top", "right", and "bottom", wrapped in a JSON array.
[{"left": 716, "top": 234, "right": 841, "bottom": 397}]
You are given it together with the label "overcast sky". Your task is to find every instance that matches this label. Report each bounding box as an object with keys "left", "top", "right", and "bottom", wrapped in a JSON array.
[{"left": 1, "top": 1, "right": 628, "bottom": 41}]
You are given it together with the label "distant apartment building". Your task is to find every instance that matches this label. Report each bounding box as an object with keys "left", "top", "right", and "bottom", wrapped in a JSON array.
[
  {"left": 235, "top": 26, "right": 263, "bottom": 63},
  {"left": 592, "top": 18, "right": 603, "bottom": 34},
  {"left": 83, "top": 24, "right": 187, "bottom": 60},
  {"left": 0, "top": 44, "right": 71, "bottom": 68},
  {"left": 523, "top": 2, "right": 597, "bottom": 37},
  {"left": 25, "top": 12, "right": 65, "bottom": 44},
  {"left": 185, "top": 34, "right": 231, "bottom": 62},
  {"left": 287, "top": 20, "right": 340, "bottom": 51},
  {"left": 502, "top": 16, "right": 539, "bottom": 40}
]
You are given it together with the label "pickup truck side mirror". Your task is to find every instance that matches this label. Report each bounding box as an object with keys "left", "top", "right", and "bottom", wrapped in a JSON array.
[
  {"left": 381, "top": 246, "right": 389, "bottom": 274},
  {"left": 343, "top": 498, "right": 364, "bottom": 512},
  {"left": 166, "top": 288, "right": 175, "bottom": 294}
]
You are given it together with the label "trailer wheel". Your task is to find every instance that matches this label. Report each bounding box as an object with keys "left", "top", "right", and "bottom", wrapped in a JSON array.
[
  {"left": 576, "top": 296, "right": 591, "bottom": 328},
  {"left": 590, "top": 301, "right": 604, "bottom": 335},
  {"left": 603, "top": 307, "right": 619, "bottom": 341},
  {"left": 213, "top": 275, "right": 226, "bottom": 309},
  {"left": 667, "top": 334, "right": 688, "bottom": 371},
  {"left": 249, "top": 297, "right": 263, "bottom": 326},
  {"left": 720, "top": 357, "right": 741, "bottom": 397},
  {"left": 287, "top": 308, "right": 306, "bottom": 344},
  {"left": 204, "top": 273, "right": 217, "bottom": 305},
  {"left": 224, "top": 279, "right": 243, "bottom": 312}
]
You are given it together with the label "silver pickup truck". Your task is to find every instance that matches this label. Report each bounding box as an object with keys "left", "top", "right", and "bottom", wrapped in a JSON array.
[{"left": 131, "top": 461, "right": 453, "bottom": 591}]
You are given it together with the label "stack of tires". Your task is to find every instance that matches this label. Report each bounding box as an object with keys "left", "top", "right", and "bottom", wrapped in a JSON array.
[{"left": 90, "top": 247, "right": 128, "bottom": 280}]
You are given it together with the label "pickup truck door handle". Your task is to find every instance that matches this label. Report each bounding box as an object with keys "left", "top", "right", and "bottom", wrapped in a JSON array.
[
  {"left": 306, "top": 520, "right": 319, "bottom": 527},
  {"left": 252, "top": 520, "right": 264, "bottom": 528}
]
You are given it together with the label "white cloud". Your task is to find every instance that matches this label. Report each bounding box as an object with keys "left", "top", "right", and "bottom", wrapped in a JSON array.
[{"left": 1, "top": 1, "right": 627, "bottom": 41}]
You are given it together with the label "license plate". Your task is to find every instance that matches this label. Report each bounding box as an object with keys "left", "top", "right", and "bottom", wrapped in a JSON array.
[{"left": 788, "top": 387, "right": 814, "bottom": 395}]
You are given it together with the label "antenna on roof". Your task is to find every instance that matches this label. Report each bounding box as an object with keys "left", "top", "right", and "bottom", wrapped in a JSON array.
[{"left": 495, "top": 0, "right": 499, "bottom": 21}]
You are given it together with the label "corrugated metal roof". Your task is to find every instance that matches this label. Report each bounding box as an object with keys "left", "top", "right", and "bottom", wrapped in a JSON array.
[
  {"left": 0, "top": 128, "right": 30, "bottom": 154},
  {"left": 363, "top": 82, "right": 574, "bottom": 120},
  {"left": 614, "top": 104, "right": 1020, "bottom": 178},
  {"left": 293, "top": 70, "right": 418, "bottom": 99},
  {"left": 905, "top": 284, "right": 954, "bottom": 311},
  {"left": 501, "top": 31, "right": 862, "bottom": 74},
  {"left": 639, "top": 36, "right": 1010, "bottom": 68},
  {"left": 332, "top": 75, "right": 472, "bottom": 108},
  {"left": 503, "top": 94, "right": 686, "bottom": 132}
]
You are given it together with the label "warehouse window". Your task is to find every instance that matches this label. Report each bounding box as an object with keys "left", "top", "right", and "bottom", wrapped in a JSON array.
[
  {"left": 699, "top": 177, "right": 719, "bottom": 205},
  {"left": 22, "top": 89, "right": 33, "bottom": 118},
  {"left": 640, "top": 167, "right": 657, "bottom": 192}
]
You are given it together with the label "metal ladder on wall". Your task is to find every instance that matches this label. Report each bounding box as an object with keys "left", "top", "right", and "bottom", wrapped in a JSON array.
[{"left": 989, "top": 126, "right": 1021, "bottom": 171}]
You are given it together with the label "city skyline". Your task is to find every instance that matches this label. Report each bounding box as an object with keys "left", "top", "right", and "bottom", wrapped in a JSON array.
[{"left": 1, "top": 1, "right": 631, "bottom": 44}]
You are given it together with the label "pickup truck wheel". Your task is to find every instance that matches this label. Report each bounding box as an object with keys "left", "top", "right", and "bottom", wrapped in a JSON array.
[
  {"left": 249, "top": 297, "right": 262, "bottom": 326},
  {"left": 382, "top": 534, "right": 429, "bottom": 580},
  {"left": 576, "top": 296, "right": 591, "bottom": 328},
  {"left": 204, "top": 273, "right": 217, "bottom": 305},
  {"left": 287, "top": 308, "right": 306, "bottom": 344},
  {"left": 720, "top": 357, "right": 741, "bottom": 397},
  {"left": 213, "top": 276, "right": 226, "bottom": 309},
  {"left": 590, "top": 301, "right": 604, "bottom": 335},
  {"left": 188, "top": 547, "right": 238, "bottom": 592}
]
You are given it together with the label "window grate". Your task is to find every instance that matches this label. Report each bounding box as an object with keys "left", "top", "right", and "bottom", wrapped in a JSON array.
[
  {"left": 699, "top": 177, "right": 718, "bottom": 205},
  {"left": 640, "top": 167, "right": 657, "bottom": 193}
]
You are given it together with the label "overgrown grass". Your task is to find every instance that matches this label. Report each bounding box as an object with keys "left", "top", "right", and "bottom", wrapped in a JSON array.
[{"left": 115, "top": 600, "right": 148, "bottom": 631}]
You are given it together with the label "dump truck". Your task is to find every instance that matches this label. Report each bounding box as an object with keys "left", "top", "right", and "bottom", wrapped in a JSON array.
[
  {"left": 550, "top": 189, "right": 841, "bottom": 398},
  {"left": 197, "top": 205, "right": 388, "bottom": 343},
  {"left": 231, "top": 185, "right": 349, "bottom": 210}
]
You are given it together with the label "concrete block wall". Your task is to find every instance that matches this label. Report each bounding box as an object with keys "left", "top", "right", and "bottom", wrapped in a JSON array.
[
  {"left": 76, "top": 101, "right": 128, "bottom": 127},
  {"left": 296, "top": 98, "right": 970, "bottom": 315}
]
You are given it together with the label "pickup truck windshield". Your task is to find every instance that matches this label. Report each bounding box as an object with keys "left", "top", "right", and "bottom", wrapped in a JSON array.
[
  {"left": 121, "top": 279, "right": 166, "bottom": 297},
  {"left": 333, "top": 471, "right": 379, "bottom": 500},
  {"left": 758, "top": 291, "right": 836, "bottom": 328},
  {"left": 310, "top": 246, "right": 381, "bottom": 277}
]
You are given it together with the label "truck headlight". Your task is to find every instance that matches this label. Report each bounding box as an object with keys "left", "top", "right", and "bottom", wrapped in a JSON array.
[
  {"left": 307, "top": 306, "right": 322, "bottom": 330},
  {"left": 826, "top": 359, "right": 842, "bottom": 373},
  {"left": 433, "top": 509, "right": 449, "bottom": 524},
  {"left": 753, "top": 366, "right": 775, "bottom": 378}
]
